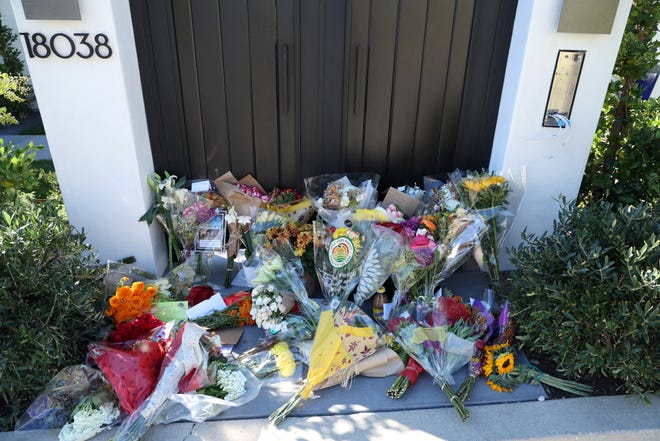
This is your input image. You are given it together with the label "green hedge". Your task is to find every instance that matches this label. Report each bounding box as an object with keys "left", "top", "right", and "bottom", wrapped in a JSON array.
[{"left": 508, "top": 199, "right": 659, "bottom": 399}]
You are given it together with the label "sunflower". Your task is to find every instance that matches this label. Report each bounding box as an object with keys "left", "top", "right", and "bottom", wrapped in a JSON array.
[{"left": 483, "top": 342, "right": 518, "bottom": 392}]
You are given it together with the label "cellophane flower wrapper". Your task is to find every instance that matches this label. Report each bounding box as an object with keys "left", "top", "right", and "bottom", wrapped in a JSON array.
[
  {"left": 313, "top": 221, "right": 370, "bottom": 310},
  {"left": 245, "top": 243, "right": 321, "bottom": 325},
  {"left": 435, "top": 211, "right": 488, "bottom": 280},
  {"left": 15, "top": 365, "right": 108, "bottom": 431},
  {"left": 237, "top": 343, "right": 304, "bottom": 383},
  {"left": 269, "top": 303, "right": 383, "bottom": 425},
  {"left": 386, "top": 297, "right": 487, "bottom": 421},
  {"left": 111, "top": 322, "right": 212, "bottom": 441},
  {"left": 305, "top": 173, "right": 379, "bottom": 226},
  {"left": 353, "top": 224, "right": 404, "bottom": 306},
  {"left": 58, "top": 385, "right": 121, "bottom": 441},
  {"left": 152, "top": 364, "right": 262, "bottom": 424},
  {"left": 88, "top": 324, "right": 173, "bottom": 415}
]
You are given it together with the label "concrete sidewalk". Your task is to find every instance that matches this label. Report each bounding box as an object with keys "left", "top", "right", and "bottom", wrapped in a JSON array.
[{"left": 1, "top": 395, "right": 658, "bottom": 441}]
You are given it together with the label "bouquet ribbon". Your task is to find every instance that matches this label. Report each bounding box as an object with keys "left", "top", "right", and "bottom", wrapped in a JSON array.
[{"left": 400, "top": 358, "right": 425, "bottom": 385}]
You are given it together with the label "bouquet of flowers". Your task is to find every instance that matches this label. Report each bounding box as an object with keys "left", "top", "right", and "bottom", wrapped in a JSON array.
[
  {"left": 199, "top": 357, "right": 249, "bottom": 401},
  {"left": 246, "top": 243, "right": 321, "bottom": 326},
  {"left": 107, "top": 313, "right": 164, "bottom": 343},
  {"left": 305, "top": 173, "right": 379, "bottom": 226},
  {"left": 141, "top": 173, "right": 221, "bottom": 269},
  {"left": 239, "top": 341, "right": 299, "bottom": 380},
  {"left": 89, "top": 325, "right": 171, "bottom": 414},
  {"left": 390, "top": 210, "right": 484, "bottom": 303},
  {"left": 193, "top": 291, "right": 255, "bottom": 330},
  {"left": 264, "top": 221, "right": 315, "bottom": 278},
  {"left": 250, "top": 283, "right": 295, "bottom": 333},
  {"left": 224, "top": 207, "right": 253, "bottom": 287},
  {"left": 105, "top": 279, "right": 159, "bottom": 324},
  {"left": 269, "top": 303, "right": 383, "bottom": 425},
  {"left": 451, "top": 169, "right": 524, "bottom": 294},
  {"left": 353, "top": 224, "right": 404, "bottom": 306},
  {"left": 385, "top": 295, "right": 490, "bottom": 420},
  {"left": 266, "top": 187, "right": 314, "bottom": 223},
  {"left": 15, "top": 365, "right": 108, "bottom": 431},
  {"left": 58, "top": 385, "right": 121, "bottom": 441},
  {"left": 483, "top": 342, "right": 593, "bottom": 396},
  {"left": 313, "top": 221, "right": 369, "bottom": 310},
  {"left": 111, "top": 322, "right": 211, "bottom": 440}
]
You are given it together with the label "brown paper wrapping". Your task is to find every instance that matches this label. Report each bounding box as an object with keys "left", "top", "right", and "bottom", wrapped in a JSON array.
[{"left": 214, "top": 171, "right": 267, "bottom": 217}]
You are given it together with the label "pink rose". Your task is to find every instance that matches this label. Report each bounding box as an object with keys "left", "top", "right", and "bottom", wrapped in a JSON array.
[{"left": 409, "top": 235, "right": 437, "bottom": 252}]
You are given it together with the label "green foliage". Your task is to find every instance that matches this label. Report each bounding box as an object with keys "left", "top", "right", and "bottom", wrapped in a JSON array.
[
  {"left": 0, "top": 13, "right": 32, "bottom": 119},
  {"left": 508, "top": 199, "right": 659, "bottom": 399},
  {"left": 0, "top": 139, "right": 52, "bottom": 201},
  {"left": 580, "top": 0, "right": 660, "bottom": 205},
  {"left": 0, "top": 192, "right": 107, "bottom": 431}
]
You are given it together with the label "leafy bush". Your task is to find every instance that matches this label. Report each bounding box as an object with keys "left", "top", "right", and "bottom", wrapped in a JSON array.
[
  {"left": 507, "top": 199, "right": 659, "bottom": 399},
  {"left": 0, "top": 13, "right": 33, "bottom": 118},
  {"left": 0, "top": 193, "right": 106, "bottom": 430},
  {"left": 0, "top": 140, "right": 57, "bottom": 201},
  {"left": 580, "top": 0, "right": 660, "bottom": 206}
]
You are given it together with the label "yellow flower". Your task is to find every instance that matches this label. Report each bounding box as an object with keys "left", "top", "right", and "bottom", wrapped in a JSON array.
[
  {"left": 487, "top": 379, "right": 513, "bottom": 393},
  {"left": 332, "top": 227, "right": 362, "bottom": 254},
  {"left": 495, "top": 351, "right": 515, "bottom": 374},
  {"left": 272, "top": 341, "right": 296, "bottom": 377}
]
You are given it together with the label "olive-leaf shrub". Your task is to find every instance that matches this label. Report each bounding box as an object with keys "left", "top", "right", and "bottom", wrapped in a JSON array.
[
  {"left": 0, "top": 193, "right": 106, "bottom": 430},
  {"left": 508, "top": 199, "right": 659, "bottom": 399}
]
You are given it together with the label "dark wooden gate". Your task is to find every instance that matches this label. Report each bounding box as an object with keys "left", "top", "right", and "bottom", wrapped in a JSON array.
[{"left": 130, "top": 0, "right": 517, "bottom": 189}]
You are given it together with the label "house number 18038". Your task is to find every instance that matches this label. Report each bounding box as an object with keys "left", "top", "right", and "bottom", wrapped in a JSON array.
[{"left": 19, "top": 32, "right": 113, "bottom": 59}]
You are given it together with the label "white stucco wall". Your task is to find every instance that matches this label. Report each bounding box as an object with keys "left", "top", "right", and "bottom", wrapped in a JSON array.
[
  {"left": 9, "top": 0, "right": 167, "bottom": 275},
  {"left": 491, "top": 0, "right": 633, "bottom": 267}
]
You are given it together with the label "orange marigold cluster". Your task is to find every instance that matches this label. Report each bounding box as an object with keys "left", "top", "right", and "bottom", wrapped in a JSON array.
[{"left": 105, "top": 280, "right": 157, "bottom": 323}]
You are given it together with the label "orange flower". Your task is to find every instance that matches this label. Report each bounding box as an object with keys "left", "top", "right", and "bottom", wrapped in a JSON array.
[
  {"left": 131, "top": 281, "right": 145, "bottom": 296},
  {"left": 109, "top": 297, "right": 121, "bottom": 308},
  {"left": 420, "top": 217, "right": 437, "bottom": 232},
  {"left": 116, "top": 286, "right": 132, "bottom": 299}
]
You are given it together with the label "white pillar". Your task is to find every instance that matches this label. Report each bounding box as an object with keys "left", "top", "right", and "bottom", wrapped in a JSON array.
[
  {"left": 490, "top": 0, "right": 633, "bottom": 267},
  {"left": 10, "top": 0, "right": 167, "bottom": 275}
]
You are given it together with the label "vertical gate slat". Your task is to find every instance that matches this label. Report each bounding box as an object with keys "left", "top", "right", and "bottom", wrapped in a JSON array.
[
  {"left": 477, "top": 0, "right": 518, "bottom": 169},
  {"left": 299, "top": 0, "right": 322, "bottom": 183},
  {"left": 219, "top": 0, "right": 255, "bottom": 179},
  {"left": 361, "top": 0, "right": 398, "bottom": 176},
  {"left": 248, "top": 0, "right": 280, "bottom": 189},
  {"left": 320, "top": 0, "right": 347, "bottom": 175},
  {"left": 172, "top": 0, "right": 207, "bottom": 178},
  {"left": 277, "top": 0, "right": 297, "bottom": 187},
  {"left": 435, "top": 0, "right": 475, "bottom": 172},
  {"left": 412, "top": 0, "right": 455, "bottom": 181},
  {"left": 190, "top": 0, "right": 230, "bottom": 180},
  {"left": 344, "top": 0, "right": 369, "bottom": 172},
  {"left": 387, "top": 0, "right": 427, "bottom": 186},
  {"left": 454, "top": 0, "right": 501, "bottom": 171}
]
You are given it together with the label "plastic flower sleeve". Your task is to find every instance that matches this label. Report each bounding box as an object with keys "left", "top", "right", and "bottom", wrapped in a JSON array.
[
  {"left": 15, "top": 365, "right": 108, "bottom": 431},
  {"left": 269, "top": 303, "right": 383, "bottom": 425},
  {"left": 313, "top": 221, "right": 369, "bottom": 309},
  {"left": 246, "top": 243, "right": 321, "bottom": 325},
  {"left": 436, "top": 210, "right": 487, "bottom": 280},
  {"left": 305, "top": 173, "right": 380, "bottom": 226},
  {"left": 152, "top": 365, "right": 262, "bottom": 424},
  {"left": 111, "top": 322, "right": 210, "bottom": 441},
  {"left": 353, "top": 224, "right": 404, "bottom": 306}
]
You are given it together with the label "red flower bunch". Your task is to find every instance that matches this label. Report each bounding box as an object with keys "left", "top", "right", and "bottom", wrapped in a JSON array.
[
  {"left": 268, "top": 187, "right": 303, "bottom": 205},
  {"left": 108, "top": 313, "right": 164, "bottom": 343},
  {"left": 186, "top": 285, "right": 215, "bottom": 307},
  {"left": 429, "top": 296, "right": 471, "bottom": 326}
]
